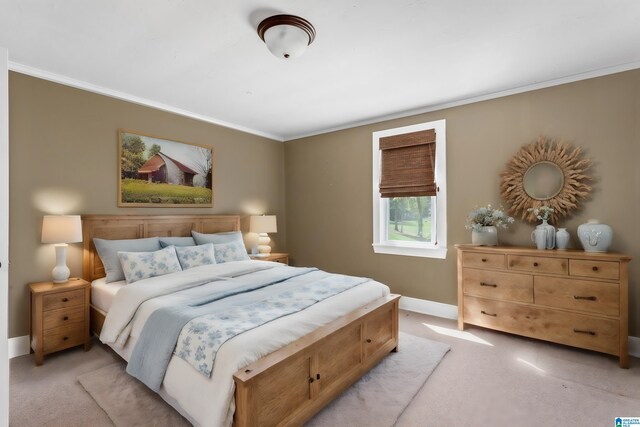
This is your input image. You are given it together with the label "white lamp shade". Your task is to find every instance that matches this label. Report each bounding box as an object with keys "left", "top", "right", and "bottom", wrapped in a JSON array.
[
  {"left": 250, "top": 215, "right": 277, "bottom": 234},
  {"left": 263, "top": 24, "right": 310, "bottom": 59},
  {"left": 41, "top": 215, "right": 83, "bottom": 244}
]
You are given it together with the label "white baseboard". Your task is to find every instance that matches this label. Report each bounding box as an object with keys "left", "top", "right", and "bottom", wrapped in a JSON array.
[
  {"left": 8, "top": 336, "right": 29, "bottom": 359},
  {"left": 399, "top": 296, "right": 458, "bottom": 320},
  {"left": 399, "top": 296, "right": 640, "bottom": 358},
  {"left": 629, "top": 335, "right": 640, "bottom": 359}
]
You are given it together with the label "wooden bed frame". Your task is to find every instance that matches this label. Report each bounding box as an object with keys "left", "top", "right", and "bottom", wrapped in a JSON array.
[{"left": 81, "top": 214, "right": 400, "bottom": 427}]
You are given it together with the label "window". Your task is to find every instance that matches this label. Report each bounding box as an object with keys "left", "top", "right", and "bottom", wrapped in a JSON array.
[{"left": 372, "top": 119, "right": 447, "bottom": 259}]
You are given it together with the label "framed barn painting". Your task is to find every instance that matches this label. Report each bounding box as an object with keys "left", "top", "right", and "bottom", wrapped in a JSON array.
[{"left": 118, "top": 130, "right": 213, "bottom": 207}]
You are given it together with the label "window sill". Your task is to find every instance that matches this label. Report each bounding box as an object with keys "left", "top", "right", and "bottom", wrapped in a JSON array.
[{"left": 372, "top": 244, "right": 447, "bottom": 259}]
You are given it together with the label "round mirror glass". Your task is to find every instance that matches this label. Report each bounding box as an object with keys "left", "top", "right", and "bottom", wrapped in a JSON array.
[{"left": 523, "top": 161, "right": 564, "bottom": 200}]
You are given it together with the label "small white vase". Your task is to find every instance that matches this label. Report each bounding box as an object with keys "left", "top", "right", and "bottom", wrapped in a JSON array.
[
  {"left": 578, "top": 219, "right": 612, "bottom": 252},
  {"left": 472, "top": 226, "right": 498, "bottom": 246},
  {"left": 556, "top": 228, "right": 570, "bottom": 250},
  {"left": 531, "top": 228, "right": 547, "bottom": 250},
  {"left": 536, "top": 219, "right": 555, "bottom": 249}
]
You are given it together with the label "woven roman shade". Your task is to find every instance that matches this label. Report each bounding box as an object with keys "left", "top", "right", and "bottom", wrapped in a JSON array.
[{"left": 379, "top": 129, "right": 436, "bottom": 198}]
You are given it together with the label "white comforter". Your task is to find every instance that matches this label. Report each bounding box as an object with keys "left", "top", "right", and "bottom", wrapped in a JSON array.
[{"left": 100, "top": 260, "right": 390, "bottom": 427}]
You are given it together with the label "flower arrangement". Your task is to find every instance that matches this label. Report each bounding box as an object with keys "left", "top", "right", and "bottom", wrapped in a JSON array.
[
  {"left": 465, "top": 204, "right": 515, "bottom": 231},
  {"left": 527, "top": 205, "right": 554, "bottom": 222}
]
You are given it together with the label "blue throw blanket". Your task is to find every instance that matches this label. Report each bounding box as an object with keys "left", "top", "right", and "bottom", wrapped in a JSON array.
[{"left": 127, "top": 266, "right": 368, "bottom": 392}]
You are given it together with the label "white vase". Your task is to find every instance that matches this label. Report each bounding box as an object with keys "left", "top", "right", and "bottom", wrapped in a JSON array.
[
  {"left": 472, "top": 226, "right": 498, "bottom": 246},
  {"left": 536, "top": 219, "right": 555, "bottom": 249},
  {"left": 578, "top": 219, "right": 612, "bottom": 252},
  {"left": 531, "top": 228, "right": 547, "bottom": 250},
  {"left": 556, "top": 228, "right": 570, "bottom": 250}
]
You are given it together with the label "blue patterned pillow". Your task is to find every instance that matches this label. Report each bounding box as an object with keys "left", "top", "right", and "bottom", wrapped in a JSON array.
[
  {"left": 117, "top": 246, "right": 183, "bottom": 284},
  {"left": 213, "top": 241, "right": 250, "bottom": 263},
  {"left": 175, "top": 244, "right": 216, "bottom": 270}
]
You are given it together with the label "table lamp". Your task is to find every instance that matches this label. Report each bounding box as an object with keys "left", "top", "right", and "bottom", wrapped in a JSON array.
[
  {"left": 249, "top": 215, "right": 277, "bottom": 256},
  {"left": 41, "top": 215, "right": 83, "bottom": 283}
]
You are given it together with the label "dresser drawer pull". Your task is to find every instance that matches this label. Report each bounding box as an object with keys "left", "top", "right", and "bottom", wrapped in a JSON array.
[
  {"left": 63, "top": 336, "right": 69, "bottom": 341},
  {"left": 533, "top": 262, "right": 539, "bottom": 267},
  {"left": 366, "top": 338, "right": 372, "bottom": 343},
  {"left": 573, "top": 295, "right": 597, "bottom": 301},
  {"left": 592, "top": 266, "right": 599, "bottom": 271},
  {"left": 481, "top": 258, "right": 487, "bottom": 262},
  {"left": 573, "top": 329, "right": 596, "bottom": 336},
  {"left": 62, "top": 298, "right": 69, "bottom": 302},
  {"left": 63, "top": 316, "right": 69, "bottom": 321},
  {"left": 480, "top": 282, "right": 497, "bottom": 287},
  {"left": 481, "top": 310, "right": 497, "bottom": 317}
]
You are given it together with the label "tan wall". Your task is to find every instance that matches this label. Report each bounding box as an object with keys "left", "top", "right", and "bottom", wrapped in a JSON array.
[
  {"left": 285, "top": 69, "right": 640, "bottom": 335},
  {"left": 8, "top": 72, "right": 286, "bottom": 338}
]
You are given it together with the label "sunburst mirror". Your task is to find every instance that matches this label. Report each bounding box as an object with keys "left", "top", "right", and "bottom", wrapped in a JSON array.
[{"left": 500, "top": 136, "right": 592, "bottom": 223}]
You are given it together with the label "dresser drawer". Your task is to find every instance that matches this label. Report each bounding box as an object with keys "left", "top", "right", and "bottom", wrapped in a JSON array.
[
  {"left": 43, "top": 305, "right": 86, "bottom": 331},
  {"left": 462, "top": 252, "right": 505, "bottom": 270},
  {"left": 569, "top": 260, "right": 619, "bottom": 281},
  {"left": 43, "top": 323, "right": 86, "bottom": 353},
  {"left": 508, "top": 255, "right": 567, "bottom": 275},
  {"left": 463, "top": 296, "right": 619, "bottom": 355},
  {"left": 462, "top": 268, "right": 533, "bottom": 303},
  {"left": 43, "top": 289, "right": 85, "bottom": 311},
  {"left": 534, "top": 276, "right": 619, "bottom": 316}
]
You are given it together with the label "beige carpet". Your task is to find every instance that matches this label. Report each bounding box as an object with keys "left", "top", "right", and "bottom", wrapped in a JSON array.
[
  {"left": 77, "top": 332, "right": 450, "bottom": 427},
  {"left": 10, "top": 310, "right": 640, "bottom": 427}
]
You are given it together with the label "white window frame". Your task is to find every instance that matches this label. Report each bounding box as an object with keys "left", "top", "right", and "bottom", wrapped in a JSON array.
[{"left": 372, "top": 119, "right": 447, "bottom": 259}]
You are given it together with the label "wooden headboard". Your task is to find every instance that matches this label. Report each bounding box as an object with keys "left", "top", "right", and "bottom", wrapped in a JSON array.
[{"left": 81, "top": 214, "right": 240, "bottom": 282}]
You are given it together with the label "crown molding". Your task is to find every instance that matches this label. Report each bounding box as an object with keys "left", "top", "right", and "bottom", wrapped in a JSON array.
[
  {"left": 285, "top": 60, "right": 640, "bottom": 141},
  {"left": 8, "top": 61, "right": 284, "bottom": 142}
]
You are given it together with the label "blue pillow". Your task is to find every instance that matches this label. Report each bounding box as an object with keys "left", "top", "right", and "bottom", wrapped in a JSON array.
[
  {"left": 118, "top": 246, "right": 182, "bottom": 284},
  {"left": 175, "top": 244, "right": 216, "bottom": 270},
  {"left": 191, "top": 230, "right": 243, "bottom": 245},
  {"left": 159, "top": 237, "right": 196, "bottom": 248},
  {"left": 93, "top": 237, "right": 161, "bottom": 283},
  {"left": 213, "top": 241, "right": 250, "bottom": 263}
]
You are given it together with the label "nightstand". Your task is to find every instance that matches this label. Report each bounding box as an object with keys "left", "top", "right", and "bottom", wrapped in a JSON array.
[
  {"left": 29, "top": 278, "right": 91, "bottom": 366},
  {"left": 249, "top": 253, "right": 289, "bottom": 265}
]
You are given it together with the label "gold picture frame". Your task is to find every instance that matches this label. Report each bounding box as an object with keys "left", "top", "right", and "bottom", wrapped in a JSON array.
[
  {"left": 118, "top": 129, "right": 213, "bottom": 207},
  {"left": 500, "top": 136, "right": 591, "bottom": 223}
]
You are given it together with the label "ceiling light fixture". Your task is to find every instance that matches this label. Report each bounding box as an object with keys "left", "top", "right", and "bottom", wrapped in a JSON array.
[{"left": 257, "top": 14, "right": 316, "bottom": 59}]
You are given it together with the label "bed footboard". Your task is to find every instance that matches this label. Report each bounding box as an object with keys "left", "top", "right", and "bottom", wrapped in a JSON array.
[{"left": 233, "top": 294, "right": 400, "bottom": 427}]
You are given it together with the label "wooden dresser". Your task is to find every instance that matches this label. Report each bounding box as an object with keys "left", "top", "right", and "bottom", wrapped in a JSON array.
[
  {"left": 30, "top": 278, "right": 91, "bottom": 365},
  {"left": 456, "top": 245, "right": 631, "bottom": 367}
]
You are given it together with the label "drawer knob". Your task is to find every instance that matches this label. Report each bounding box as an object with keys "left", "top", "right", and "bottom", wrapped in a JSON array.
[
  {"left": 308, "top": 376, "right": 314, "bottom": 384},
  {"left": 574, "top": 295, "right": 597, "bottom": 301},
  {"left": 592, "top": 266, "right": 599, "bottom": 272},
  {"left": 480, "top": 282, "right": 497, "bottom": 288},
  {"left": 63, "top": 336, "right": 69, "bottom": 341},
  {"left": 63, "top": 316, "right": 69, "bottom": 321},
  {"left": 481, "top": 310, "right": 497, "bottom": 317},
  {"left": 533, "top": 262, "right": 539, "bottom": 267},
  {"left": 366, "top": 338, "right": 372, "bottom": 343},
  {"left": 573, "top": 329, "right": 596, "bottom": 336},
  {"left": 62, "top": 298, "right": 69, "bottom": 302},
  {"left": 481, "top": 258, "right": 487, "bottom": 262}
]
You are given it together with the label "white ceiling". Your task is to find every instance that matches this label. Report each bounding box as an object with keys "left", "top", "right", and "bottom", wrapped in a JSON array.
[{"left": 1, "top": 1, "right": 640, "bottom": 141}]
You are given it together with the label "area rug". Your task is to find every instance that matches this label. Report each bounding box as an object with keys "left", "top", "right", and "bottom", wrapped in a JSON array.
[{"left": 78, "top": 332, "right": 450, "bottom": 427}]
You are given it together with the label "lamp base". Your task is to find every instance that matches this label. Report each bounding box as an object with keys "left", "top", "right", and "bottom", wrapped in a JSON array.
[
  {"left": 257, "top": 233, "right": 272, "bottom": 255},
  {"left": 52, "top": 244, "right": 71, "bottom": 283}
]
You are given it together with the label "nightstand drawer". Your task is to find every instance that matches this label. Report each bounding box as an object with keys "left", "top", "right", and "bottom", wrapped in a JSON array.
[
  {"left": 43, "top": 305, "right": 85, "bottom": 331},
  {"left": 43, "top": 289, "right": 84, "bottom": 311},
  {"left": 43, "top": 323, "right": 85, "bottom": 353},
  {"left": 570, "top": 260, "right": 619, "bottom": 280},
  {"left": 508, "top": 255, "right": 567, "bottom": 275},
  {"left": 462, "top": 252, "right": 505, "bottom": 270},
  {"left": 534, "top": 276, "right": 619, "bottom": 316}
]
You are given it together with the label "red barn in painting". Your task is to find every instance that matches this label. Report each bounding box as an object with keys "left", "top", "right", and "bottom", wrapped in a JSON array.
[{"left": 138, "top": 152, "right": 197, "bottom": 186}]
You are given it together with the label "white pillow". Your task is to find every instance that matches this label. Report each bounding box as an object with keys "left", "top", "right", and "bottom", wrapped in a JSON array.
[
  {"left": 213, "top": 241, "right": 250, "bottom": 263},
  {"left": 175, "top": 244, "right": 216, "bottom": 270},
  {"left": 117, "top": 246, "right": 182, "bottom": 284},
  {"left": 192, "top": 230, "right": 243, "bottom": 245}
]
